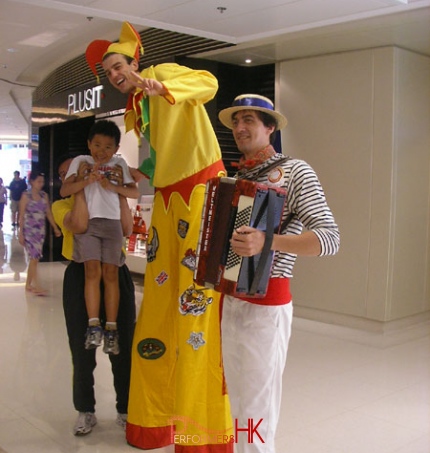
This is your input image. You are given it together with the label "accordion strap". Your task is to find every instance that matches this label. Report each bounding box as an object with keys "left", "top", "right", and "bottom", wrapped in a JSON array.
[
  {"left": 239, "top": 155, "right": 295, "bottom": 233},
  {"left": 238, "top": 155, "right": 294, "bottom": 295},
  {"left": 249, "top": 189, "right": 276, "bottom": 296}
]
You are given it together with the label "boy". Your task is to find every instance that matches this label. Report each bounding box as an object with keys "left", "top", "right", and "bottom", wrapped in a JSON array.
[
  {"left": 53, "top": 152, "right": 136, "bottom": 435},
  {"left": 61, "top": 120, "right": 138, "bottom": 355}
]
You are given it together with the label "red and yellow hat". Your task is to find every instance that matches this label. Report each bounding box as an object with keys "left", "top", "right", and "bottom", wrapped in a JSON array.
[{"left": 85, "top": 22, "right": 144, "bottom": 80}]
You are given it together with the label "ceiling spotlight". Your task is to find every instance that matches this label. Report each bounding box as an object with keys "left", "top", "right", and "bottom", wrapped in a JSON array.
[
  {"left": 87, "top": 16, "right": 93, "bottom": 21},
  {"left": 217, "top": 7, "right": 227, "bottom": 13},
  {"left": 245, "top": 59, "right": 252, "bottom": 64}
]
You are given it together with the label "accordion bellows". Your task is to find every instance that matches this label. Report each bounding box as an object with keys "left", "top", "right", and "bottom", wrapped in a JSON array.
[{"left": 194, "top": 177, "right": 286, "bottom": 298}]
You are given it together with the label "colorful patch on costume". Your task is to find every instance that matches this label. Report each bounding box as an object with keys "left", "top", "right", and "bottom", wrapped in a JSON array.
[
  {"left": 186, "top": 331, "right": 206, "bottom": 351},
  {"left": 268, "top": 166, "right": 285, "bottom": 186},
  {"left": 177, "top": 219, "right": 189, "bottom": 239},
  {"left": 181, "top": 248, "right": 196, "bottom": 271},
  {"left": 179, "top": 284, "right": 213, "bottom": 316},
  {"left": 137, "top": 338, "right": 166, "bottom": 360},
  {"left": 146, "top": 227, "right": 159, "bottom": 262},
  {"left": 155, "top": 271, "right": 169, "bottom": 285}
]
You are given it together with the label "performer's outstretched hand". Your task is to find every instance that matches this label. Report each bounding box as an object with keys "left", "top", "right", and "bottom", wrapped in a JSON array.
[{"left": 128, "top": 71, "right": 167, "bottom": 96}]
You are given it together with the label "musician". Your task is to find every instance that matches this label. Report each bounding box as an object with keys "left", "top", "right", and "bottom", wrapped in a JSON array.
[
  {"left": 218, "top": 94, "right": 340, "bottom": 453},
  {"left": 85, "top": 22, "right": 232, "bottom": 451}
]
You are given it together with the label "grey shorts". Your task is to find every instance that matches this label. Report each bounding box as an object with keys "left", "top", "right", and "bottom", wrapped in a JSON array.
[
  {"left": 73, "top": 218, "right": 124, "bottom": 266},
  {"left": 11, "top": 199, "right": 19, "bottom": 214}
]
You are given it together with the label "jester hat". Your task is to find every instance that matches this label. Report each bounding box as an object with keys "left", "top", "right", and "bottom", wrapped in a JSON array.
[{"left": 85, "top": 21, "right": 144, "bottom": 80}]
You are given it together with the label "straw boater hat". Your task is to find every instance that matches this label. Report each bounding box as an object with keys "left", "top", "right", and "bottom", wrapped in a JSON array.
[
  {"left": 218, "top": 94, "right": 288, "bottom": 130},
  {"left": 85, "top": 22, "right": 144, "bottom": 81}
]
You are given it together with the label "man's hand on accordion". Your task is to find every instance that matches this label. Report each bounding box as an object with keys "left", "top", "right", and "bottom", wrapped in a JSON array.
[{"left": 231, "top": 226, "right": 266, "bottom": 257}]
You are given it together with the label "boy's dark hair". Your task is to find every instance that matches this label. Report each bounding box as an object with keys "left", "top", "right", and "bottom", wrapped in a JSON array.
[{"left": 88, "top": 119, "right": 121, "bottom": 147}]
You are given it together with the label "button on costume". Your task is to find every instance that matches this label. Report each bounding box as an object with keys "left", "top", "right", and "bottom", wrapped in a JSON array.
[{"left": 86, "top": 23, "right": 232, "bottom": 452}]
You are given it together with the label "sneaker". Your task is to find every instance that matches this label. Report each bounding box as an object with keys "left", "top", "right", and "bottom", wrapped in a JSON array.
[
  {"left": 84, "top": 325, "right": 103, "bottom": 349},
  {"left": 103, "top": 329, "right": 120, "bottom": 355},
  {"left": 73, "top": 412, "right": 97, "bottom": 436},
  {"left": 116, "top": 412, "right": 127, "bottom": 430}
]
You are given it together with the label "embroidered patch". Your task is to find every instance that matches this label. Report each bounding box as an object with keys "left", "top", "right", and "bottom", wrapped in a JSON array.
[
  {"left": 181, "top": 248, "right": 196, "bottom": 271},
  {"left": 177, "top": 219, "right": 189, "bottom": 239},
  {"left": 146, "top": 227, "right": 159, "bottom": 262},
  {"left": 179, "top": 284, "right": 213, "bottom": 316},
  {"left": 137, "top": 338, "right": 166, "bottom": 360},
  {"left": 187, "top": 332, "right": 206, "bottom": 351},
  {"left": 155, "top": 271, "right": 169, "bottom": 285},
  {"left": 268, "top": 166, "right": 285, "bottom": 185}
]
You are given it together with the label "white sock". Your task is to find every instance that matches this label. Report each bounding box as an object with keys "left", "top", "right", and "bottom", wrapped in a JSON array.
[{"left": 105, "top": 322, "right": 117, "bottom": 331}]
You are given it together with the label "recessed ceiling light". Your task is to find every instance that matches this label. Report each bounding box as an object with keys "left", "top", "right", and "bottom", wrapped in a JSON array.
[
  {"left": 19, "top": 31, "right": 67, "bottom": 48},
  {"left": 245, "top": 59, "right": 252, "bottom": 64},
  {"left": 7, "top": 48, "right": 18, "bottom": 53}
]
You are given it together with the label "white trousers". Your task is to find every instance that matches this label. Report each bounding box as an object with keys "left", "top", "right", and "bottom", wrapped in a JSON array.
[{"left": 222, "top": 297, "right": 293, "bottom": 453}]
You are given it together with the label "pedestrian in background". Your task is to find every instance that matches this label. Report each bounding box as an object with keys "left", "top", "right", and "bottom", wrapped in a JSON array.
[
  {"left": 18, "top": 171, "right": 61, "bottom": 295},
  {"left": 8, "top": 170, "right": 27, "bottom": 228},
  {"left": 0, "top": 177, "right": 7, "bottom": 228}
]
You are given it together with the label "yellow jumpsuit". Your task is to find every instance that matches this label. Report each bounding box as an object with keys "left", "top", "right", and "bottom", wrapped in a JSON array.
[{"left": 126, "top": 63, "right": 233, "bottom": 452}]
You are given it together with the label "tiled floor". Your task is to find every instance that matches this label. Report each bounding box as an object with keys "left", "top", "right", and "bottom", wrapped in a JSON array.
[{"left": 0, "top": 225, "right": 429, "bottom": 453}]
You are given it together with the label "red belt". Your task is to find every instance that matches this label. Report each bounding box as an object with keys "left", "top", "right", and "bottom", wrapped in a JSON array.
[{"left": 238, "top": 277, "right": 292, "bottom": 306}]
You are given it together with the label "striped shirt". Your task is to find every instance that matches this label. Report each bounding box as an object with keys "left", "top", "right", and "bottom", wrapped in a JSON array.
[{"left": 236, "top": 152, "right": 340, "bottom": 278}]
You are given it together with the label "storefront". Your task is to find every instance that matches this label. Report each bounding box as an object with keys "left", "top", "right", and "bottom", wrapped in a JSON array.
[
  {"left": 31, "top": 79, "right": 151, "bottom": 267},
  {"left": 30, "top": 32, "right": 275, "bottom": 265}
]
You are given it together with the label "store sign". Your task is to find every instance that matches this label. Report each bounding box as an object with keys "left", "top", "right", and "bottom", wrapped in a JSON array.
[{"left": 67, "top": 85, "right": 103, "bottom": 114}]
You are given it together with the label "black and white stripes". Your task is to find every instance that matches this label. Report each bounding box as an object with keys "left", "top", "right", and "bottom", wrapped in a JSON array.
[{"left": 237, "top": 154, "right": 340, "bottom": 278}]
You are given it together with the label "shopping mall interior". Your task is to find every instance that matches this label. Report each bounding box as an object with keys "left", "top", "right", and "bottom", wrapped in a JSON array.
[
  {"left": 1, "top": 1, "right": 430, "bottom": 452},
  {"left": 0, "top": 221, "right": 429, "bottom": 452}
]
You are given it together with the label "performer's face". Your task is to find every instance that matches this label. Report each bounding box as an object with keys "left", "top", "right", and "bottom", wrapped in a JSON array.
[
  {"left": 231, "top": 110, "right": 275, "bottom": 158},
  {"left": 102, "top": 54, "right": 139, "bottom": 94}
]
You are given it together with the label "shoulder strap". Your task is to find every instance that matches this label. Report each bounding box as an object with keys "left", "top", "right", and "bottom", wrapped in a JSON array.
[
  {"left": 240, "top": 155, "right": 295, "bottom": 232},
  {"left": 248, "top": 189, "right": 277, "bottom": 296},
  {"left": 237, "top": 155, "right": 291, "bottom": 180}
]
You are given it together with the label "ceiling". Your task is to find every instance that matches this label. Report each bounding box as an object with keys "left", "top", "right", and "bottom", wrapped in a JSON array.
[{"left": 1, "top": 0, "right": 430, "bottom": 142}]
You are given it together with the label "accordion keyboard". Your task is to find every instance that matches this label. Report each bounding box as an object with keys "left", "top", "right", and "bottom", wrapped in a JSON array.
[{"left": 224, "top": 195, "right": 253, "bottom": 278}]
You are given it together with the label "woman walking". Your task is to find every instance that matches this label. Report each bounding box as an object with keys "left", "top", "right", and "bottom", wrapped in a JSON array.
[{"left": 19, "top": 171, "right": 61, "bottom": 294}]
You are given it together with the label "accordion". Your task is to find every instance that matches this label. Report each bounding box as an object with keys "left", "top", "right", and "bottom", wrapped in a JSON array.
[{"left": 194, "top": 177, "right": 286, "bottom": 298}]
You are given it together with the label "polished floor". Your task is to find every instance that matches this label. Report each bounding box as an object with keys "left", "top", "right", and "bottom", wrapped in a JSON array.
[{"left": 0, "top": 224, "right": 429, "bottom": 453}]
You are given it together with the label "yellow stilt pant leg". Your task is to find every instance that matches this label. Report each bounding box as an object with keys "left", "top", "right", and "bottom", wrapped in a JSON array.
[{"left": 127, "top": 187, "right": 233, "bottom": 452}]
